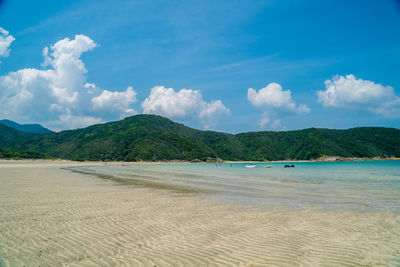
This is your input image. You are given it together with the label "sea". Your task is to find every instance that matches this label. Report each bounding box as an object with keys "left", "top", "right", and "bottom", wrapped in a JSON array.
[{"left": 72, "top": 160, "right": 400, "bottom": 213}]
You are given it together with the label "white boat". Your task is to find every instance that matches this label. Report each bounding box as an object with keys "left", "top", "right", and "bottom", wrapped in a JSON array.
[{"left": 245, "top": 165, "right": 256, "bottom": 168}]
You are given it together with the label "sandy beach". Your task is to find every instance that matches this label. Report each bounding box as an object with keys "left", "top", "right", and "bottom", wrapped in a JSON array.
[{"left": 0, "top": 160, "right": 399, "bottom": 266}]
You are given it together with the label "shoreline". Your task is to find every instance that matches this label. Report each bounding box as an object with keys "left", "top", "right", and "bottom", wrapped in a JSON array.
[{"left": 1, "top": 156, "right": 400, "bottom": 165}]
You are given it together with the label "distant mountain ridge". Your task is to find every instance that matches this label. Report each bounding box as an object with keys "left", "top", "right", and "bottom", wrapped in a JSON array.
[
  {"left": 0, "top": 119, "right": 53, "bottom": 134},
  {"left": 0, "top": 115, "right": 399, "bottom": 161}
]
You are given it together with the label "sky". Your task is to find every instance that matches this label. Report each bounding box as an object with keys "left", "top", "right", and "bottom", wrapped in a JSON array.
[{"left": 0, "top": 0, "right": 399, "bottom": 132}]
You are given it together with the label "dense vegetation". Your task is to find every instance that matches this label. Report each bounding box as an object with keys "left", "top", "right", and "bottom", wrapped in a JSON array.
[
  {"left": 0, "top": 119, "right": 53, "bottom": 134},
  {"left": 0, "top": 148, "right": 47, "bottom": 159},
  {"left": 0, "top": 115, "right": 399, "bottom": 161}
]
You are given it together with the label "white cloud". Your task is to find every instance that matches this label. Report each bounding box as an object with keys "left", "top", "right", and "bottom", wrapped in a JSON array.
[
  {"left": 248, "top": 83, "right": 310, "bottom": 113},
  {"left": 317, "top": 74, "right": 400, "bottom": 117},
  {"left": 258, "top": 113, "right": 270, "bottom": 129},
  {"left": 258, "top": 113, "right": 286, "bottom": 131},
  {"left": 248, "top": 83, "right": 309, "bottom": 130},
  {"left": 0, "top": 35, "right": 96, "bottom": 127},
  {"left": 92, "top": 86, "right": 138, "bottom": 118},
  {"left": 0, "top": 33, "right": 139, "bottom": 130},
  {"left": 142, "top": 86, "right": 230, "bottom": 129},
  {"left": 84, "top": 83, "right": 96, "bottom": 94},
  {"left": 142, "top": 86, "right": 200, "bottom": 118},
  {"left": 51, "top": 114, "right": 104, "bottom": 131},
  {"left": 199, "top": 100, "right": 230, "bottom": 130},
  {"left": 0, "top": 27, "right": 15, "bottom": 58}
]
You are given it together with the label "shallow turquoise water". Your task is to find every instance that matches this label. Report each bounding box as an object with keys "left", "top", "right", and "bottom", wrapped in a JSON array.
[
  {"left": 0, "top": 254, "right": 4, "bottom": 267},
  {"left": 74, "top": 161, "right": 400, "bottom": 212}
]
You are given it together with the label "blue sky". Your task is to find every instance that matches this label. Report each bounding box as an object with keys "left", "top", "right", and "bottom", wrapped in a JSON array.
[{"left": 0, "top": 0, "right": 399, "bottom": 132}]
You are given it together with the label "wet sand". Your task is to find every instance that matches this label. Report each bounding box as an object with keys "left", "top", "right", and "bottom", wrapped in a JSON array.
[{"left": 0, "top": 161, "right": 399, "bottom": 266}]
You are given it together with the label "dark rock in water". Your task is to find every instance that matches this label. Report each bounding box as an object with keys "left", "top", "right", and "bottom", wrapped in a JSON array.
[{"left": 284, "top": 164, "right": 295, "bottom": 168}]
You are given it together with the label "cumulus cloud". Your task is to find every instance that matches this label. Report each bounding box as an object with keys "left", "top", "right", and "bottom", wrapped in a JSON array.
[
  {"left": 0, "top": 27, "right": 15, "bottom": 59},
  {"left": 317, "top": 74, "right": 400, "bottom": 117},
  {"left": 248, "top": 83, "right": 310, "bottom": 113},
  {"left": 92, "top": 86, "right": 138, "bottom": 118},
  {"left": 248, "top": 83, "right": 309, "bottom": 129},
  {"left": 199, "top": 100, "right": 230, "bottom": 129},
  {"left": 142, "top": 86, "right": 230, "bottom": 129},
  {"left": 0, "top": 33, "right": 138, "bottom": 130},
  {"left": 0, "top": 29, "right": 228, "bottom": 130}
]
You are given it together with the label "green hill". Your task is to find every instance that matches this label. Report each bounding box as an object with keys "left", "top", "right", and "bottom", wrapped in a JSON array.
[
  {"left": 0, "top": 114, "right": 399, "bottom": 161},
  {"left": 0, "top": 119, "right": 53, "bottom": 134},
  {"left": 0, "top": 123, "right": 38, "bottom": 149},
  {"left": 0, "top": 124, "right": 47, "bottom": 159},
  {"left": 16, "top": 115, "right": 223, "bottom": 161},
  {"left": 233, "top": 127, "right": 400, "bottom": 160}
]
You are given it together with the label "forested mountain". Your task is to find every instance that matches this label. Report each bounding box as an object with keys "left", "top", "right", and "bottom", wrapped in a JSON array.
[
  {"left": 0, "top": 115, "right": 399, "bottom": 161},
  {"left": 0, "top": 119, "right": 53, "bottom": 134}
]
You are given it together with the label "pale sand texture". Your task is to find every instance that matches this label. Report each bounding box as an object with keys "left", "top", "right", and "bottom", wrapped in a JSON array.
[{"left": 0, "top": 161, "right": 400, "bottom": 266}]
